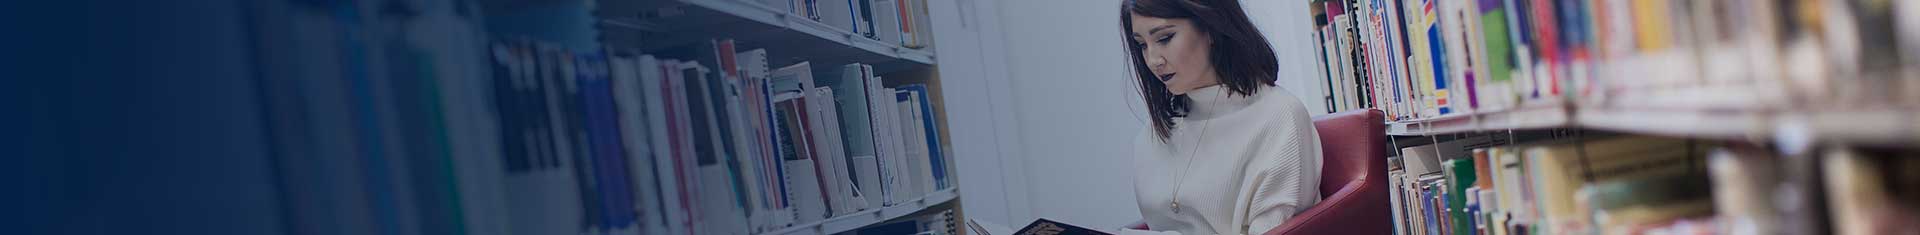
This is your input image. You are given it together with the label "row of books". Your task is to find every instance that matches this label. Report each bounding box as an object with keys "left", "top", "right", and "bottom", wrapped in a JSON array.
[
  {"left": 756, "top": 0, "right": 934, "bottom": 49},
  {"left": 1387, "top": 134, "right": 1920, "bottom": 235},
  {"left": 515, "top": 36, "right": 953, "bottom": 235},
  {"left": 1308, "top": 0, "right": 1920, "bottom": 121},
  {"left": 250, "top": 1, "right": 528, "bottom": 234},
  {"left": 250, "top": 1, "right": 952, "bottom": 234}
]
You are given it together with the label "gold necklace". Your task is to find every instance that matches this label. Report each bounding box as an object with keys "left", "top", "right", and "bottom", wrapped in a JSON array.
[{"left": 1167, "top": 88, "right": 1224, "bottom": 214}]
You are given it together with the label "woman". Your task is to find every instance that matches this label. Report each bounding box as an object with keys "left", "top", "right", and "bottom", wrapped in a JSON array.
[{"left": 1120, "top": 0, "right": 1322, "bottom": 234}]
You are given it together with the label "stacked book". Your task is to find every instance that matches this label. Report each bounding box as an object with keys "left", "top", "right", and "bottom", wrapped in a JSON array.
[{"left": 1306, "top": 0, "right": 1920, "bottom": 121}]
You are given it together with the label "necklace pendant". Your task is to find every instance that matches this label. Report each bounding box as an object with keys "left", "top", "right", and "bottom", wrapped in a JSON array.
[{"left": 1171, "top": 202, "right": 1181, "bottom": 214}]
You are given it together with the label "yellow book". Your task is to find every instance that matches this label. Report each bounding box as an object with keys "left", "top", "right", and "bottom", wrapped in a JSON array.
[{"left": 1629, "top": 0, "right": 1672, "bottom": 52}]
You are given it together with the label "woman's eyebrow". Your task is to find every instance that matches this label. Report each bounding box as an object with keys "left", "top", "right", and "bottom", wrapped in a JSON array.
[{"left": 1146, "top": 24, "right": 1174, "bottom": 35}]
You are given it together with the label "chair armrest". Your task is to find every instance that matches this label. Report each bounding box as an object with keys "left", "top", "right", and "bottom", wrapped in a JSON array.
[{"left": 1261, "top": 178, "right": 1390, "bottom": 235}]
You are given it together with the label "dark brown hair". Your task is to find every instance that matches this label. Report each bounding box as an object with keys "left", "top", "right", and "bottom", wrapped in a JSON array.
[{"left": 1121, "top": 0, "right": 1279, "bottom": 141}]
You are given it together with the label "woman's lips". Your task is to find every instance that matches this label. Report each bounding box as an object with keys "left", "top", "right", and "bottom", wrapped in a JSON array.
[{"left": 1159, "top": 73, "right": 1176, "bottom": 82}]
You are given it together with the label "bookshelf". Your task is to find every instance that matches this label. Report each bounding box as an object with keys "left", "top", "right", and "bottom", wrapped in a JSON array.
[
  {"left": 1305, "top": 0, "right": 1920, "bottom": 234},
  {"left": 1384, "top": 101, "right": 1570, "bottom": 136},
  {"left": 761, "top": 188, "right": 958, "bottom": 235},
  {"left": 599, "top": 0, "right": 934, "bottom": 72},
  {"left": 1383, "top": 87, "right": 1920, "bottom": 148},
  {"left": 596, "top": 0, "right": 964, "bottom": 235},
  {"left": 237, "top": 0, "right": 966, "bottom": 234}
]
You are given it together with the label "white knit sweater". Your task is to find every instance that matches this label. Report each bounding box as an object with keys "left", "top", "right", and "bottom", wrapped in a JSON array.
[{"left": 1126, "top": 84, "right": 1322, "bottom": 235}]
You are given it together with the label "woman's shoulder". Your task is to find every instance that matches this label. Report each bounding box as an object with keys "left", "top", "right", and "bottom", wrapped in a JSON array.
[{"left": 1248, "top": 86, "right": 1313, "bottom": 125}]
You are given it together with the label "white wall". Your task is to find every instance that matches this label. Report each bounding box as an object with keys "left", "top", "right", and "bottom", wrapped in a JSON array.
[
  {"left": 969, "top": 0, "right": 1326, "bottom": 229},
  {"left": 995, "top": 0, "right": 1145, "bottom": 228}
]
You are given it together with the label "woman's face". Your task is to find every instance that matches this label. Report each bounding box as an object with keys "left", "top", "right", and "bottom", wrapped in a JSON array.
[{"left": 1130, "top": 14, "right": 1217, "bottom": 95}]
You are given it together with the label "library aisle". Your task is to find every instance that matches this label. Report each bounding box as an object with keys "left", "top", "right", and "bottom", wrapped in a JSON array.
[
  {"left": 15, "top": 0, "right": 1920, "bottom": 235},
  {"left": 10, "top": 0, "right": 1000, "bottom": 234}
]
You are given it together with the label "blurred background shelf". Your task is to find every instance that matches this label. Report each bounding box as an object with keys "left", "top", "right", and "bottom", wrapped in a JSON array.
[
  {"left": 1386, "top": 101, "right": 1572, "bottom": 136},
  {"left": 1390, "top": 87, "right": 1912, "bottom": 147},
  {"left": 1577, "top": 108, "right": 1920, "bottom": 149},
  {"left": 760, "top": 188, "right": 959, "bottom": 235},
  {"left": 599, "top": 0, "right": 935, "bottom": 74}
]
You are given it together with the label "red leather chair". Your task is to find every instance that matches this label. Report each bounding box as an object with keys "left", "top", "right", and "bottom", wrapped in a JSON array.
[{"left": 1129, "top": 109, "right": 1390, "bottom": 235}]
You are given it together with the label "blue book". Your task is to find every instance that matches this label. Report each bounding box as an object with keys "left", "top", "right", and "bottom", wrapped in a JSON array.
[
  {"left": 896, "top": 85, "right": 947, "bottom": 189},
  {"left": 578, "top": 53, "right": 638, "bottom": 229}
]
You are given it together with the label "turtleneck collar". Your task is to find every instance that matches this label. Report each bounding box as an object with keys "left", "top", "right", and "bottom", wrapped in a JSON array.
[{"left": 1182, "top": 84, "right": 1262, "bottom": 121}]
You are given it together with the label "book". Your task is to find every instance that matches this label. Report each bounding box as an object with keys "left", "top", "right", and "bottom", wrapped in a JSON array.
[
  {"left": 1706, "top": 147, "right": 1780, "bottom": 235},
  {"left": 1013, "top": 218, "right": 1112, "bottom": 235},
  {"left": 1442, "top": 157, "right": 1477, "bottom": 235},
  {"left": 808, "top": 85, "right": 864, "bottom": 214},
  {"left": 816, "top": 0, "right": 855, "bottom": 33},
  {"left": 680, "top": 59, "right": 750, "bottom": 235},
  {"left": 1387, "top": 157, "right": 1410, "bottom": 235},
  {"left": 827, "top": 63, "right": 890, "bottom": 205},
  {"left": 734, "top": 48, "right": 794, "bottom": 229},
  {"left": 856, "top": 0, "right": 877, "bottom": 39},
  {"left": 1822, "top": 148, "right": 1920, "bottom": 235},
  {"left": 771, "top": 62, "right": 842, "bottom": 221},
  {"left": 897, "top": 84, "right": 947, "bottom": 189},
  {"left": 870, "top": 0, "right": 903, "bottom": 45},
  {"left": 903, "top": 0, "right": 934, "bottom": 49},
  {"left": 897, "top": 89, "right": 932, "bottom": 195},
  {"left": 575, "top": 52, "right": 641, "bottom": 231},
  {"left": 774, "top": 91, "right": 829, "bottom": 223},
  {"left": 646, "top": 55, "right": 699, "bottom": 235}
]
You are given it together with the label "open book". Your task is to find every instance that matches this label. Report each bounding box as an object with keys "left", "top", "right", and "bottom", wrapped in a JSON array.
[{"left": 969, "top": 218, "right": 1113, "bottom": 235}]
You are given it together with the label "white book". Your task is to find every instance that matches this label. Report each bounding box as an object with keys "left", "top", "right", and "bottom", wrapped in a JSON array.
[
  {"left": 897, "top": 90, "right": 931, "bottom": 196},
  {"left": 908, "top": 91, "right": 935, "bottom": 194},
  {"left": 632, "top": 55, "right": 680, "bottom": 235},
  {"left": 1320, "top": 31, "right": 1341, "bottom": 112},
  {"left": 1386, "top": 170, "right": 1407, "bottom": 235},
  {"left": 733, "top": 48, "right": 789, "bottom": 230},
  {"left": 774, "top": 91, "right": 830, "bottom": 224},
  {"left": 869, "top": 0, "right": 903, "bottom": 45},
  {"left": 645, "top": 57, "right": 696, "bottom": 235},
  {"left": 670, "top": 60, "right": 713, "bottom": 235},
  {"left": 864, "top": 74, "right": 906, "bottom": 203},
  {"left": 815, "top": 0, "right": 856, "bottom": 34},
  {"left": 873, "top": 85, "right": 912, "bottom": 200},
  {"left": 834, "top": 64, "right": 888, "bottom": 205},
  {"left": 609, "top": 53, "right": 666, "bottom": 235},
  {"left": 698, "top": 164, "right": 747, "bottom": 235},
  {"left": 681, "top": 61, "right": 748, "bottom": 235},
  {"left": 772, "top": 64, "right": 841, "bottom": 223},
  {"left": 804, "top": 88, "right": 852, "bottom": 216},
  {"left": 811, "top": 86, "right": 867, "bottom": 212},
  {"left": 904, "top": 0, "right": 934, "bottom": 48},
  {"left": 850, "top": 154, "right": 882, "bottom": 208},
  {"left": 783, "top": 154, "right": 829, "bottom": 223},
  {"left": 1328, "top": 18, "right": 1351, "bottom": 111},
  {"left": 720, "top": 65, "right": 771, "bottom": 234}
]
